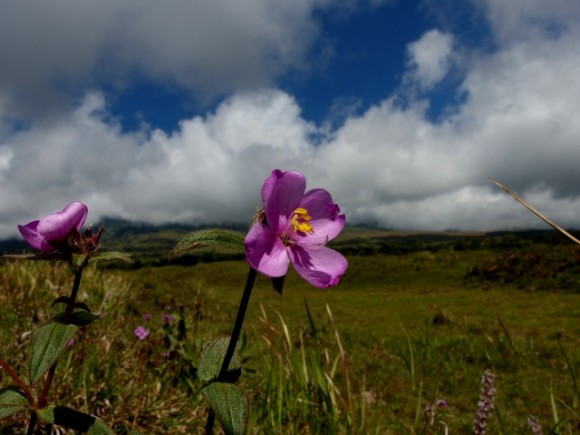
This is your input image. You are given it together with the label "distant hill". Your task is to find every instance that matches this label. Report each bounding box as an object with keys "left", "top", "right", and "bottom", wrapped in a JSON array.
[
  {"left": 0, "top": 218, "right": 248, "bottom": 264},
  {"left": 2, "top": 218, "right": 579, "bottom": 266}
]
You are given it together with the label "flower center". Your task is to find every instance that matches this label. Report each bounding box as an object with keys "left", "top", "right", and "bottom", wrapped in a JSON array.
[
  {"left": 290, "top": 207, "right": 314, "bottom": 235},
  {"left": 279, "top": 207, "right": 315, "bottom": 245}
]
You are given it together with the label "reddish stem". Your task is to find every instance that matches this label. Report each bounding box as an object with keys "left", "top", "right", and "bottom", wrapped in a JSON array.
[{"left": 0, "top": 358, "right": 34, "bottom": 405}]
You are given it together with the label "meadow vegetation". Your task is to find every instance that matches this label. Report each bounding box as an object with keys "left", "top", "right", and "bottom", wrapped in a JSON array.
[{"left": 1, "top": 229, "right": 580, "bottom": 433}]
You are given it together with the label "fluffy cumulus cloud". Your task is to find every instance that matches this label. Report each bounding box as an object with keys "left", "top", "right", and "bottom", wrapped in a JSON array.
[
  {"left": 2, "top": 1, "right": 580, "bottom": 238},
  {"left": 405, "top": 29, "right": 454, "bottom": 90}
]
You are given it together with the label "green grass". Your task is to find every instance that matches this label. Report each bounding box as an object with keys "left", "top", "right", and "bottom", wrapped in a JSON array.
[{"left": 1, "top": 238, "right": 580, "bottom": 433}]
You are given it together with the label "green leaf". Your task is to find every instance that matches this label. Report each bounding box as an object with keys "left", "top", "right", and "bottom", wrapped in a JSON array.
[
  {"left": 51, "top": 296, "right": 72, "bottom": 307},
  {"left": 170, "top": 229, "right": 245, "bottom": 258},
  {"left": 0, "top": 387, "right": 29, "bottom": 419},
  {"left": 53, "top": 311, "right": 100, "bottom": 326},
  {"left": 73, "top": 302, "right": 92, "bottom": 313},
  {"left": 203, "top": 382, "right": 248, "bottom": 435},
  {"left": 90, "top": 251, "right": 132, "bottom": 263},
  {"left": 198, "top": 337, "right": 241, "bottom": 383},
  {"left": 28, "top": 323, "right": 78, "bottom": 384},
  {"left": 38, "top": 405, "right": 113, "bottom": 434}
]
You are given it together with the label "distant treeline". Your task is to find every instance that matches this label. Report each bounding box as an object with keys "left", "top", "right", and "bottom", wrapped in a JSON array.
[{"left": 2, "top": 219, "right": 579, "bottom": 275}]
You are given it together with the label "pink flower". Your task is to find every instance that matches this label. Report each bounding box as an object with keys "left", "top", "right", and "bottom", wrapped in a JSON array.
[
  {"left": 18, "top": 201, "right": 88, "bottom": 252},
  {"left": 134, "top": 326, "right": 150, "bottom": 341},
  {"left": 245, "top": 169, "right": 348, "bottom": 288},
  {"left": 473, "top": 369, "right": 496, "bottom": 435}
]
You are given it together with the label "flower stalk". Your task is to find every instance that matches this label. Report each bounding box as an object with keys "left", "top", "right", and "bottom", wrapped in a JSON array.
[
  {"left": 204, "top": 267, "right": 257, "bottom": 434},
  {"left": 27, "top": 263, "right": 86, "bottom": 434},
  {"left": 473, "top": 369, "right": 496, "bottom": 435}
]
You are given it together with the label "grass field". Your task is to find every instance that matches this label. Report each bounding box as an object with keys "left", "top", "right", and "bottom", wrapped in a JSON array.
[{"left": 1, "top": 230, "right": 580, "bottom": 433}]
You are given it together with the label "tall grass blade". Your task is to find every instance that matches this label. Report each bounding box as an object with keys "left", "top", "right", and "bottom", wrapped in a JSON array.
[
  {"left": 494, "top": 404, "right": 508, "bottom": 435},
  {"left": 550, "top": 382, "right": 562, "bottom": 435},
  {"left": 304, "top": 297, "right": 318, "bottom": 337},
  {"left": 326, "top": 304, "right": 352, "bottom": 413},
  {"left": 557, "top": 339, "right": 578, "bottom": 409},
  {"left": 404, "top": 329, "right": 416, "bottom": 392},
  {"left": 496, "top": 314, "right": 518, "bottom": 363},
  {"left": 491, "top": 179, "right": 580, "bottom": 246},
  {"left": 413, "top": 380, "right": 423, "bottom": 428}
]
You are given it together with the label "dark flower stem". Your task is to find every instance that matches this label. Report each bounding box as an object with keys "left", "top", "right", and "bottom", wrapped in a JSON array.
[
  {"left": 27, "top": 265, "right": 85, "bottom": 435},
  {"left": 205, "top": 267, "right": 257, "bottom": 434},
  {"left": 63, "top": 265, "right": 84, "bottom": 322}
]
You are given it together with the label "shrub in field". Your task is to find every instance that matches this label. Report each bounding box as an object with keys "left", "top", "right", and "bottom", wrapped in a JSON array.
[{"left": 465, "top": 245, "right": 580, "bottom": 291}]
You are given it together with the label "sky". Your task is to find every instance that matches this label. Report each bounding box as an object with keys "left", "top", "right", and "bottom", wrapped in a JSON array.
[{"left": 2, "top": 0, "right": 580, "bottom": 239}]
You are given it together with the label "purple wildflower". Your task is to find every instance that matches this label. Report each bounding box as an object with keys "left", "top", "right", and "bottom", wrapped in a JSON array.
[
  {"left": 245, "top": 169, "right": 348, "bottom": 288},
  {"left": 161, "top": 313, "right": 174, "bottom": 324},
  {"left": 436, "top": 399, "right": 448, "bottom": 408},
  {"left": 134, "top": 326, "right": 150, "bottom": 341},
  {"left": 527, "top": 416, "right": 543, "bottom": 435},
  {"left": 18, "top": 202, "right": 88, "bottom": 251},
  {"left": 143, "top": 313, "right": 153, "bottom": 322},
  {"left": 473, "top": 369, "right": 496, "bottom": 434}
]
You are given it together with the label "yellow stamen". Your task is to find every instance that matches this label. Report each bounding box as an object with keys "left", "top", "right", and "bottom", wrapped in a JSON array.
[{"left": 291, "top": 207, "right": 314, "bottom": 234}]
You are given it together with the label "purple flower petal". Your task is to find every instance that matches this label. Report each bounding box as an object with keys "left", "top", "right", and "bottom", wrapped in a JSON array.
[
  {"left": 36, "top": 201, "right": 88, "bottom": 240},
  {"left": 289, "top": 244, "right": 348, "bottom": 288},
  {"left": 18, "top": 221, "right": 46, "bottom": 250},
  {"left": 245, "top": 223, "right": 289, "bottom": 277},
  {"left": 134, "top": 325, "right": 150, "bottom": 341},
  {"left": 298, "top": 188, "right": 345, "bottom": 245},
  {"left": 18, "top": 201, "right": 88, "bottom": 251},
  {"left": 262, "top": 170, "right": 305, "bottom": 232}
]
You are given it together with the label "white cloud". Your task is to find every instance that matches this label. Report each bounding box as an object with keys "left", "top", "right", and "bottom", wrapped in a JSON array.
[
  {"left": 0, "top": 89, "right": 317, "bottom": 238},
  {"left": 2, "top": 2, "right": 580, "bottom": 239},
  {"left": 0, "top": 0, "right": 329, "bottom": 121},
  {"left": 478, "top": 0, "right": 580, "bottom": 43},
  {"left": 405, "top": 29, "right": 454, "bottom": 90}
]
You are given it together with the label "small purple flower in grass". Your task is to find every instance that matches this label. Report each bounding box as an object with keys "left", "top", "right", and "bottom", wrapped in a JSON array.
[
  {"left": 134, "top": 326, "right": 150, "bottom": 341},
  {"left": 143, "top": 313, "right": 153, "bottom": 322},
  {"left": 162, "top": 313, "right": 174, "bottom": 324},
  {"left": 473, "top": 369, "right": 496, "bottom": 435},
  {"left": 527, "top": 416, "right": 543, "bottom": 435},
  {"left": 18, "top": 201, "right": 88, "bottom": 251},
  {"left": 245, "top": 169, "right": 348, "bottom": 288}
]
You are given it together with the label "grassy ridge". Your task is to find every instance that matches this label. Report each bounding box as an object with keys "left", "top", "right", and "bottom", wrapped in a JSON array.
[{"left": 1, "top": 231, "right": 580, "bottom": 433}]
